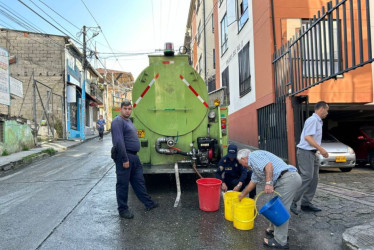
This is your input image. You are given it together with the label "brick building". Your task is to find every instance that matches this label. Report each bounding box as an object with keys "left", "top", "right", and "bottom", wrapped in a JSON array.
[{"left": 0, "top": 28, "right": 103, "bottom": 141}]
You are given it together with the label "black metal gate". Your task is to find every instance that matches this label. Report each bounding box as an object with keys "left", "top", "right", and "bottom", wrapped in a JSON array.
[
  {"left": 292, "top": 96, "right": 309, "bottom": 147},
  {"left": 258, "top": 101, "right": 288, "bottom": 161},
  {"left": 269, "top": 0, "right": 373, "bottom": 162}
]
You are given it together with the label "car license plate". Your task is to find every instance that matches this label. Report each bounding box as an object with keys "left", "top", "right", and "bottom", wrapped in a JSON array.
[
  {"left": 137, "top": 130, "right": 145, "bottom": 138},
  {"left": 336, "top": 156, "right": 346, "bottom": 162}
]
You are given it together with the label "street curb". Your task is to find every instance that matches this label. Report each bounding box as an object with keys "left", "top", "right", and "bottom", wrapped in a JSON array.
[
  {"left": 1, "top": 152, "right": 51, "bottom": 172},
  {"left": 0, "top": 133, "right": 102, "bottom": 173}
]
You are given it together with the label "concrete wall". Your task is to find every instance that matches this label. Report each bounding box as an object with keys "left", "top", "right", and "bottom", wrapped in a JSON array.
[
  {"left": 0, "top": 29, "right": 66, "bottom": 123},
  {"left": 0, "top": 120, "right": 34, "bottom": 155}
]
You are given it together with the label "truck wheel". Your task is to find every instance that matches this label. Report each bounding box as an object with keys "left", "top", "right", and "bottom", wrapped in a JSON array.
[
  {"left": 369, "top": 154, "right": 374, "bottom": 169},
  {"left": 340, "top": 168, "right": 352, "bottom": 172}
]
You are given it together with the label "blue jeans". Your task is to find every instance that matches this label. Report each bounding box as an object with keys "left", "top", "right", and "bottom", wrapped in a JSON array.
[{"left": 115, "top": 153, "right": 154, "bottom": 212}]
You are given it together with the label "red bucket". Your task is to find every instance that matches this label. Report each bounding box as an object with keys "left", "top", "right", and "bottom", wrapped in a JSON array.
[{"left": 196, "top": 178, "right": 222, "bottom": 212}]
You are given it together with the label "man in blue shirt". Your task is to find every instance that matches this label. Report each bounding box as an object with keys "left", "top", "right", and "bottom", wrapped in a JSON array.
[
  {"left": 216, "top": 144, "right": 255, "bottom": 198},
  {"left": 237, "top": 149, "right": 301, "bottom": 249},
  {"left": 291, "top": 101, "right": 329, "bottom": 215},
  {"left": 111, "top": 100, "right": 158, "bottom": 219},
  {"left": 96, "top": 115, "right": 106, "bottom": 140}
]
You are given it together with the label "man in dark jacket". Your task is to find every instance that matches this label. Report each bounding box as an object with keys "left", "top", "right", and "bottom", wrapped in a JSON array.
[
  {"left": 111, "top": 100, "right": 158, "bottom": 219},
  {"left": 216, "top": 144, "right": 256, "bottom": 198}
]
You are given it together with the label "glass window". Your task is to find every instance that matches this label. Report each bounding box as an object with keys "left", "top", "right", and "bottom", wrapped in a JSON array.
[
  {"left": 208, "top": 76, "right": 216, "bottom": 92},
  {"left": 221, "top": 14, "right": 228, "bottom": 54},
  {"left": 70, "top": 102, "right": 78, "bottom": 130},
  {"left": 237, "top": 0, "right": 249, "bottom": 31},
  {"left": 301, "top": 19, "right": 342, "bottom": 77},
  {"left": 238, "top": 42, "right": 251, "bottom": 97},
  {"left": 199, "top": 55, "right": 203, "bottom": 75},
  {"left": 198, "top": 21, "right": 202, "bottom": 44},
  {"left": 213, "top": 49, "right": 216, "bottom": 69},
  {"left": 212, "top": 12, "right": 214, "bottom": 33},
  {"left": 221, "top": 67, "right": 230, "bottom": 105}
]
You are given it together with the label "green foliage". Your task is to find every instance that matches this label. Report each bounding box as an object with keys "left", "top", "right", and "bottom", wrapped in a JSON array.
[
  {"left": 54, "top": 117, "right": 63, "bottom": 138},
  {"left": 22, "top": 153, "right": 38, "bottom": 162},
  {"left": 42, "top": 148, "right": 57, "bottom": 155},
  {"left": 22, "top": 144, "right": 29, "bottom": 151},
  {"left": 2, "top": 149, "right": 9, "bottom": 156}
]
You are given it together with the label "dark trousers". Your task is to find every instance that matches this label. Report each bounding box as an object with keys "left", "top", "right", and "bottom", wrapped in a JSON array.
[
  {"left": 225, "top": 174, "right": 256, "bottom": 199},
  {"left": 115, "top": 153, "right": 154, "bottom": 212},
  {"left": 98, "top": 128, "right": 104, "bottom": 139}
]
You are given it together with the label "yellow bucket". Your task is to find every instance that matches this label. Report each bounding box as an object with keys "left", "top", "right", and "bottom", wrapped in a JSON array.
[
  {"left": 224, "top": 191, "right": 240, "bottom": 221},
  {"left": 233, "top": 197, "right": 257, "bottom": 230}
]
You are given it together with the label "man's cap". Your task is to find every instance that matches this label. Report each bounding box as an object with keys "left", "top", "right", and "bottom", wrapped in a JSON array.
[{"left": 227, "top": 144, "right": 238, "bottom": 158}]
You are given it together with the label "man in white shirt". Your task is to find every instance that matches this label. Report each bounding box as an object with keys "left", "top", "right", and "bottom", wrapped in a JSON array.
[{"left": 291, "top": 101, "right": 329, "bottom": 215}]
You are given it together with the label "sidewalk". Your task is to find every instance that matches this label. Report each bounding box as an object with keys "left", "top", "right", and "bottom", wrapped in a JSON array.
[
  {"left": 230, "top": 139, "right": 374, "bottom": 250},
  {"left": 0, "top": 133, "right": 102, "bottom": 172}
]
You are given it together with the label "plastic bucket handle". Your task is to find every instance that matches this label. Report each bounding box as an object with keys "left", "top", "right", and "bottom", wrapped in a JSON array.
[
  {"left": 233, "top": 197, "right": 258, "bottom": 223},
  {"left": 254, "top": 191, "right": 282, "bottom": 216}
]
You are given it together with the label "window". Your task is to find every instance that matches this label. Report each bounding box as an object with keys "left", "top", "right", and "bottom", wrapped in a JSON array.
[
  {"left": 208, "top": 75, "right": 216, "bottom": 92},
  {"left": 237, "top": 0, "right": 249, "bottom": 31},
  {"left": 213, "top": 49, "right": 216, "bottom": 69},
  {"left": 198, "top": 55, "right": 203, "bottom": 75},
  {"left": 222, "top": 67, "right": 230, "bottom": 105},
  {"left": 221, "top": 14, "right": 228, "bottom": 54},
  {"left": 238, "top": 42, "right": 251, "bottom": 97},
  {"left": 69, "top": 102, "right": 78, "bottom": 130},
  {"left": 301, "top": 19, "right": 342, "bottom": 77},
  {"left": 198, "top": 21, "right": 202, "bottom": 44},
  {"left": 212, "top": 12, "right": 214, "bottom": 33}
]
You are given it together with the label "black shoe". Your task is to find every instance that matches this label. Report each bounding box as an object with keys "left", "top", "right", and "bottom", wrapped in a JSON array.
[
  {"left": 145, "top": 201, "right": 159, "bottom": 211},
  {"left": 301, "top": 204, "right": 322, "bottom": 212},
  {"left": 290, "top": 202, "right": 298, "bottom": 215},
  {"left": 119, "top": 210, "right": 134, "bottom": 219}
]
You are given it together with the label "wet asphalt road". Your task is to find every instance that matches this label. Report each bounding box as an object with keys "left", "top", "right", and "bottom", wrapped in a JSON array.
[{"left": 1, "top": 135, "right": 374, "bottom": 250}]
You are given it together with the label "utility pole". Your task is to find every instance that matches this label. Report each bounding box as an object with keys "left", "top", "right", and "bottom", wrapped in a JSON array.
[
  {"left": 203, "top": 0, "right": 207, "bottom": 83},
  {"left": 81, "top": 25, "right": 87, "bottom": 140},
  {"left": 32, "top": 72, "right": 37, "bottom": 145}
]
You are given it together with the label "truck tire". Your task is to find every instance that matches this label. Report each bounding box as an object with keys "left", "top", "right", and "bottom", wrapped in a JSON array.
[{"left": 369, "top": 154, "right": 374, "bottom": 169}]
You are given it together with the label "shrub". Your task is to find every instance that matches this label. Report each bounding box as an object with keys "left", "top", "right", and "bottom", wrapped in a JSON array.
[
  {"left": 42, "top": 148, "right": 57, "bottom": 155},
  {"left": 54, "top": 117, "right": 63, "bottom": 139},
  {"left": 2, "top": 149, "right": 9, "bottom": 156}
]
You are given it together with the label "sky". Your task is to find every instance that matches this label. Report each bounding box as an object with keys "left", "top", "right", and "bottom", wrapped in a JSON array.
[{"left": 0, "top": 0, "right": 191, "bottom": 79}]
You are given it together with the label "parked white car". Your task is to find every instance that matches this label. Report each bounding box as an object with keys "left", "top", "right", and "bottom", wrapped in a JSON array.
[{"left": 317, "top": 133, "right": 356, "bottom": 172}]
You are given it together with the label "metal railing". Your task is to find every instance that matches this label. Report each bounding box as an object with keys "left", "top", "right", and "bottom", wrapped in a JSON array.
[{"left": 274, "top": 0, "right": 373, "bottom": 99}]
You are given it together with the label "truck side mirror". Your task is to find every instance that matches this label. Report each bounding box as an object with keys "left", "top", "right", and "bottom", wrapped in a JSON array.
[{"left": 358, "top": 136, "right": 365, "bottom": 140}]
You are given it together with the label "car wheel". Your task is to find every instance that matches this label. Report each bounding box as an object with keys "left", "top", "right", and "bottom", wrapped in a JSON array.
[{"left": 340, "top": 168, "right": 352, "bottom": 172}]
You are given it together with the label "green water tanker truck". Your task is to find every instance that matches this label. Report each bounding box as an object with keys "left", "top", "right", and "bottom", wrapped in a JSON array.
[{"left": 131, "top": 43, "right": 228, "bottom": 174}]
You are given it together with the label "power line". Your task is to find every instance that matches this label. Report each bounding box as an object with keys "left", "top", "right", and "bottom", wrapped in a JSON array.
[
  {"left": 150, "top": 0, "right": 156, "bottom": 48},
  {"left": 79, "top": 0, "right": 124, "bottom": 71},
  {"left": 0, "top": 4, "right": 44, "bottom": 33},
  {"left": 0, "top": 17, "right": 16, "bottom": 29},
  {"left": 0, "top": 3, "right": 69, "bottom": 50},
  {"left": 37, "top": 0, "right": 80, "bottom": 30},
  {"left": 17, "top": 0, "right": 83, "bottom": 47},
  {"left": 29, "top": 0, "right": 77, "bottom": 39}
]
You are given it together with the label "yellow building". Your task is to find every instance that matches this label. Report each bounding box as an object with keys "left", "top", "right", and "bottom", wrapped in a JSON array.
[{"left": 96, "top": 68, "right": 134, "bottom": 130}]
